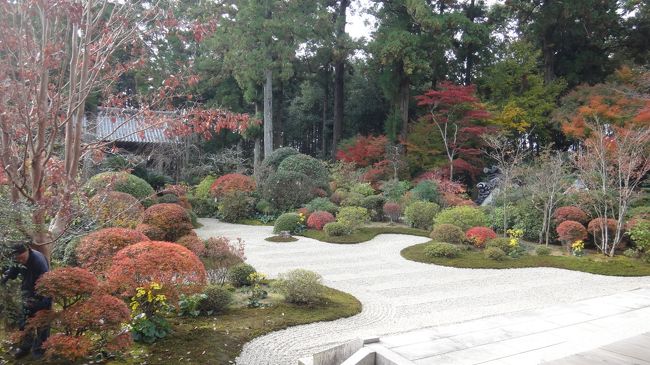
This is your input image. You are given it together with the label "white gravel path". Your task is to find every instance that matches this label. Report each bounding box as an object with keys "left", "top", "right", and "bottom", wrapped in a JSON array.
[{"left": 195, "top": 219, "right": 650, "bottom": 365}]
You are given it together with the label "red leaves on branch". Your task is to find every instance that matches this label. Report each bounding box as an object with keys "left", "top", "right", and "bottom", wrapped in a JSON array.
[
  {"left": 210, "top": 173, "right": 256, "bottom": 198},
  {"left": 36, "top": 268, "right": 98, "bottom": 309},
  {"left": 306, "top": 211, "right": 335, "bottom": 230},
  {"left": 166, "top": 109, "right": 261, "bottom": 140},
  {"left": 556, "top": 221, "right": 588, "bottom": 244},
  {"left": 553, "top": 206, "right": 589, "bottom": 225},
  {"left": 465, "top": 227, "right": 497, "bottom": 248},
  {"left": 336, "top": 135, "right": 389, "bottom": 167},
  {"left": 106, "top": 241, "right": 207, "bottom": 302},
  {"left": 43, "top": 335, "right": 93, "bottom": 362},
  {"left": 142, "top": 203, "right": 194, "bottom": 242},
  {"left": 76, "top": 228, "right": 150, "bottom": 275}
]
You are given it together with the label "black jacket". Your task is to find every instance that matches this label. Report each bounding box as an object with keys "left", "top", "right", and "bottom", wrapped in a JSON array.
[{"left": 2, "top": 249, "right": 52, "bottom": 311}]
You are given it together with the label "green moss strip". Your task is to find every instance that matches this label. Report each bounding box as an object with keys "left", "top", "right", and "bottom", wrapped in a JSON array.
[
  {"left": 300, "top": 226, "right": 430, "bottom": 244},
  {"left": 402, "top": 242, "right": 650, "bottom": 277},
  {"left": 265, "top": 236, "right": 298, "bottom": 243}
]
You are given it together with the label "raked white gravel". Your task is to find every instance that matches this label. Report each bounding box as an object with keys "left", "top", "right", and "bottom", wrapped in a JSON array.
[{"left": 195, "top": 218, "right": 650, "bottom": 365}]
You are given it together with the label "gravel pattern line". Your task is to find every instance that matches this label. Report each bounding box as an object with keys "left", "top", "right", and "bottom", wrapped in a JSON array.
[{"left": 195, "top": 218, "right": 650, "bottom": 365}]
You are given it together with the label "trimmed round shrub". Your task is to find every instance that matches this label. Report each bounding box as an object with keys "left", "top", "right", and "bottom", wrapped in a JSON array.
[
  {"left": 536, "top": 246, "right": 552, "bottom": 256},
  {"left": 361, "top": 195, "right": 385, "bottom": 221},
  {"left": 350, "top": 183, "right": 375, "bottom": 197},
  {"left": 307, "top": 211, "right": 336, "bottom": 230},
  {"left": 158, "top": 193, "right": 180, "bottom": 204},
  {"left": 262, "top": 170, "right": 317, "bottom": 211},
  {"left": 556, "top": 220, "right": 588, "bottom": 244},
  {"left": 277, "top": 154, "right": 329, "bottom": 190},
  {"left": 190, "top": 175, "right": 218, "bottom": 217},
  {"left": 424, "top": 242, "right": 461, "bottom": 258},
  {"left": 404, "top": 201, "right": 439, "bottom": 230},
  {"left": 36, "top": 267, "right": 99, "bottom": 304},
  {"left": 336, "top": 206, "right": 370, "bottom": 231},
  {"left": 430, "top": 224, "right": 465, "bottom": 244},
  {"left": 88, "top": 191, "right": 144, "bottom": 229},
  {"left": 136, "top": 223, "right": 165, "bottom": 241},
  {"left": 553, "top": 206, "right": 589, "bottom": 225},
  {"left": 106, "top": 241, "right": 207, "bottom": 303},
  {"left": 485, "top": 237, "right": 512, "bottom": 255},
  {"left": 410, "top": 180, "right": 440, "bottom": 204},
  {"left": 324, "top": 222, "right": 350, "bottom": 236},
  {"left": 484, "top": 247, "right": 506, "bottom": 261},
  {"left": 629, "top": 219, "right": 650, "bottom": 253},
  {"left": 587, "top": 218, "right": 619, "bottom": 245},
  {"left": 198, "top": 285, "right": 233, "bottom": 314},
  {"left": 142, "top": 203, "right": 193, "bottom": 242},
  {"left": 227, "top": 263, "right": 256, "bottom": 287},
  {"left": 273, "top": 213, "right": 302, "bottom": 234},
  {"left": 274, "top": 269, "right": 324, "bottom": 304},
  {"left": 84, "top": 171, "right": 156, "bottom": 207},
  {"left": 210, "top": 173, "right": 256, "bottom": 198},
  {"left": 262, "top": 147, "right": 299, "bottom": 170},
  {"left": 435, "top": 206, "right": 488, "bottom": 231},
  {"left": 176, "top": 234, "right": 206, "bottom": 257},
  {"left": 218, "top": 191, "right": 254, "bottom": 223},
  {"left": 76, "top": 228, "right": 150, "bottom": 275},
  {"left": 305, "top": 197, "right": 338, "bottom": 214},
  {"left": 341, "top": 192, "right": 365, "bottom": 207},
  {"left": 383, "top": 202, "right": 402, "bottom": 223},
  {"left": 466, "top": 227, "right": 497, "bottom": 248}
]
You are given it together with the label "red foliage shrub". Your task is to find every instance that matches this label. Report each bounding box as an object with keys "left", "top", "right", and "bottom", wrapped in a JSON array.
[
  {"left": 466, "top": 227, "right": 497, "bottom": 248},
  {"left": 160, "top": 184, "right": 192, "bottom": 209},
  {"left": 553, "top": 206, "right": 589, "bottom": 225},
  {"left": 43, "top": 334, "right": 92, "bottom": 362},
  {"left": 36, "top": 268, "right": 98, "bottom": 309},
  {"left": 142, "top": 203, "right": 193, "bottom": 241},
  {"left": 202, "top": 237, "right": 246, "bottom": 285},
  {"left": 210, "top": 173, "right": 256, "bottom": 198},
  {"left": 176, "top": 233, "right": 206, "bottom": 257},
  {"left": 89, "top": 191, "right": 144, "bottom": 229},
  {"left": 106, "top": 241, "right": 207, "bottom": 302},
  {"left": 383, "top": 202, "right": 402, "bottom": 223},
  {"left": 556, "top": 220, "right": 588, "bottom": 243},
  {"left": 136, "top": 223, "right": 165, "bottom": 240},
  {"left": 76, "top": 228, "right": 150, "bottom": 275},
  {"left": 59, "top": 294, "right": 130, "bottom": 335},
  {"left": 416, "top": 170, "right": 472, "bottom": 207},
  {"left": 307, "top": 211, "right": 335, "bottom": 230},
  {"left": 587, "top": 218, "right": 618, "bottom": 242},
  {"left": 336, "top": 135, "right": 388, "bottom": 167}
]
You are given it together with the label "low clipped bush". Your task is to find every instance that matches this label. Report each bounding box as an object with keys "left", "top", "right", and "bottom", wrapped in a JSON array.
[
  {"left": 404, "top": 201, "right": 439, "bottom": 230},
  {"left": 556, "top": 220, "right": 588, "bottom": 244},
  {"left": 350, "top": 183, "right": 375, "bottom": 197},
  {"left": 553, "top": 206, "right": 589, "bottom": 225},
  {"left": 424, "top": 242, "right": 461, "bottom": 258},
  {"left": 486, "top": 237, "right": 512, "bottom": 255},
  {"left": 176, "top": 234, "right": 206, "bottom": 257},
  {"left": 76, "top": 228, "right": 149, "bottom": 274},
  {"left": 210, "top": 173, "right": 256, "bottom": 198},
  {"left": 435, "top": 206, "right": 488, "bottom": 231},
  {"left": 261, "top": 170, "right": 318, "bottom": 211},
  {"left": 324, "top": 222, "right": 350, "bottom": 236},
  {"left": 410, "top": 180, "right": 440, "bottom": 204},
  {"left": 227, "top": 263, "right": 256, "bottom": 287},
  {"left": 198, "top": 285, "right": 233, "bottom": 314},
  {"left": 84, "top": 171, "right": 156, "bottom": 207},
  {"left": 383, "top": 202, "right": 402, "bottom": 223},
  {"left": 277, "top": 154, "right": 329, "bottom": 190},
  {"left": 430, "top": 224, "right": 465, "bottom": 244},
  {"left": 262, "top": 147, "right": 299, "bottom": 170},
  {"left": 158, "top": 193, "right": 180, "bottom": 204},
  {"left": 484, "top": 247, "right": 506, "bottom": 261},
  {"left": 361, "top": 195, "right": 385, "bottom": 221},
  {"left": 336, "top": 206, "right": 370, "bottom": 231},
  {"left": 273, "top": 213, "right": 303, "bottom": 234},
  {"left": 466, "top": 227, "right": 497, "bottom": 248},
  {"left": 274, "top": 269, "right": 324, "bottom": 305},
  {"left": 135, "top": 223, "right": 165, "bottom": 241},
  {"left": 218, "top": 191, "right": 254, "bottom": 223},
  {"left": 306, "top": 211, "right": 336, "bottom": 230},
  {"left": 341, "top": 192, "right": 365, "bottom": 207},
  {"left": 305, "top": 197, "right": 338, "bottom": 214},
  {"left": 142, "top": 203, "right": 193, "bottom": 242},
  {"left": 629, "top": 220, "right": 650, "bottom": 253},
  {"left": 88, "top": 191, "right": 144, "bottom": 229},
  {"left": 536, "top": 246, "right": 552, "bottom": 256}
]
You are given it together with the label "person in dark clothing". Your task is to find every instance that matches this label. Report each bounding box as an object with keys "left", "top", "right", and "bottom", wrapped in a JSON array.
[{"left": 1, "top": 243, "right": 52, "bottom": 359}]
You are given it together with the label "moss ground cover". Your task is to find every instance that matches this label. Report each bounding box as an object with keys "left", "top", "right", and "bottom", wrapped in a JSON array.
[
  {"left": 301, "top": 226, "right": 429, "bottom": 244},
  {"left": 265, "top": 236, "right": 299, "bottom": 243},
  {"left": 402, "top": 242, "right": 650, "bottom": 276}
]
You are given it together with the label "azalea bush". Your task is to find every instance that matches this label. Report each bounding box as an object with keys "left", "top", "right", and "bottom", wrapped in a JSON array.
[
  {"left": 76, "top": 228, "right": 149, "bottom": 275},
  {"left": 336, "top": 206, "right": 370, "bottom": 232},
  {"left": 88, "top": 191, "right": 144, "bottom": 229},
  {"left": 434, "top": 206, "right": 488, "bottom": 231},
  {"left": 202, "top": 237, "right": 246, "bottom": 285},
  {"left": 274, "top": 213, "right": 304, "bottom": 234},
  {"left": 274, "top": 269, "right": 324, "bottom": 305},
  {"left": 307, "top": 211, "right": 336, "bottom": 230},
  {"left": 404, "top": 201, "right": 439, "bottom": 230},
  {"left": 142, "top": 203, "right": 194, "bottom": 242},
  {"left": 466, "top": 227, "right": 497, "bottom": 248},
  {"left": 430, "top": 224, "right": 465, "bottom": 244},
  {"left": 210, "top": 173, "right": 256, "bottom": 198},
  {"left": 84, "top": 171, "right": 156, "bottom": 207},
  {"left": 553, "top": 206, "right": 589, "bottom": 225},
  {"left": 424, "top": 242, "right": 461, "bottom": 258},
  {"left": 324, "top": 222, "right": 351, "bottom": 236}
]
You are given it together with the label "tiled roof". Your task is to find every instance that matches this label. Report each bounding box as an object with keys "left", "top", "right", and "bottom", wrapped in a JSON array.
[{"left": 84, "top": 108, "right": 179, "bottom": 144}]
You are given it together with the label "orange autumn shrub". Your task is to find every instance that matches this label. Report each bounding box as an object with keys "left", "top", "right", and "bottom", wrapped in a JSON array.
[
  {"left": 76, "top": 228, "right": 150, "bottom": 275},
  {"left": 136, "top": 223, "right": 165, "bottom": 241},
  {"left": 465, "top": 226, "right": 497, "bottom": 248},
  {"left": 306, "top": 211, "right": 335, "bottom": 230},
  {"left": 556, "top": 220, "right": 588, "bottom": 244},
  {"left": 210, "top": 173, "right": 256, "bottom": 198},
  {"left": 142, "top": 203, "right": 193, "bottom": 241},
  {"left": 553, "top": 206, "right": 589, "bottom": 225},
  {"left": 176, "top": 233, "right": 206, "bottom": 257}
]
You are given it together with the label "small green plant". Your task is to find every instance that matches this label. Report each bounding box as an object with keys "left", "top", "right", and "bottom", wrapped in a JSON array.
[
  {"left": 484, "top": 247, "right": 506, "bottom": 261},
  {"left": 424, "top": 242, "right": 461, "bottom": 258},
  {"left": 247, "top": 272, "right": 268, "bottom": 308},
  {"left": 623, "top": 248, "right": 639, "bottom": 259},
  {"left": 129, "top": 282, "right": 171, "bottom": 343},
  {"left": 404, "top": 201, "right": 439, "bottom": 230},
  {"left": 535, "top": 246, "right": 552, "bottom": 256},
  {"left": 324, "top": 222, "right": 351, "bottom": 236},
  {"left": 629, "top": 220, "right": 650, "bottom": 253},
  {"left": 336, "top": 206, "right": 370, "bottom": 232},
  {"left": 227, "top": 263, "right": 257, "bottom": 287},
  {"left": 274, "top": 269, "right": 324, "bottom": 305},
  {"left": 198, "top": 285, "right": 233, "bottom": 314},
  {"left": 178, "top": 293, "right": 208, "bottom": 317}
]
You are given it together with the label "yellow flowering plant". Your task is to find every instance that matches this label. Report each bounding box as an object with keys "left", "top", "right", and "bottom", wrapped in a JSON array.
[
  {"left": 506, "top": 228, "right": 525, "bottom": 258},
  {"left": 129, "top": 282, "right": 171, "bottom": 343},
  {"left": 571, "top": 240, "right": 585, "bottom": 257}
]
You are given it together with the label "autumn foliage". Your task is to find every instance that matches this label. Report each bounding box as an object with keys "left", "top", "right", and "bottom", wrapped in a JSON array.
[
  {"left": 306, "top": 211, "right": 336, "bottom": 230},
  {"left": 142, "top": 203, "right": 194, "bottom": 241},
  {"left": 556, "top": 221, "right": 588, "bottom": 244},
  {"left": 465, "top": 227, "right": 497, "bottom": 248},
  {"left": 383, "top": 202, "right": 402, "bottom": 223},
  {"left": 210, "top": 173, "right": 256, "bottom": 198},
  {"left": 76, "top": 228, "right": 150, "bottom": 275},
  {"left": 553, "top": 206, "right": 589, "bottom": 225},
  {"left": 176, "top": 233, "right": 206, "bottom": 257},
  {"left": 336, "top": 135, "right": 388, "bottom": 167},
  {"left": 106, "top": 241, "right": 207, "bottom": 302},
  {"left": 89, "top": 191, "right": 145, "bottom": 229},
  {"left": 136, "top": 223, "right": 166, "bottom": 241},
  {"left": 36, "top": 268, "right": 98, "bottom": 309}
]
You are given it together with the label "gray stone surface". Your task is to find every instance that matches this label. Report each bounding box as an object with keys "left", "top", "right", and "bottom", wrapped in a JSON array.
[{"left": 195, "top": 219, "right": 650, "bottom": 365}]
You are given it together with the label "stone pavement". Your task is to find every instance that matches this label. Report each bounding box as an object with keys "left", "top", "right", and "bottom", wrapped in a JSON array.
[
  {"left": 376, "top": 287, "right": 650, "bottom": 364},
  {"left": 194, "top": 219, "right": 650, "bottom": 365}
]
